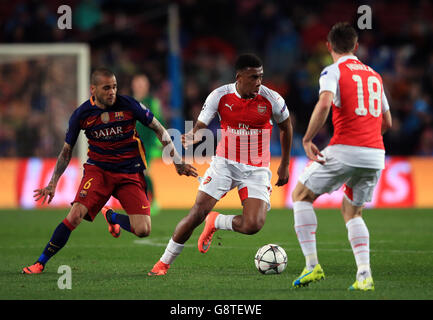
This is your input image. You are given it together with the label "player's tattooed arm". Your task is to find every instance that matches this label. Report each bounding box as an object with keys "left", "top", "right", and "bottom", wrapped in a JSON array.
[
  {"left": 148, "top": 117, "right": 198, "bottom": 177},
  {"left": 33, "top": 142, "right": 73, "bottom": 204},
  {"left": 148, "top": 117, "right": 181, "bottom": 162},
  {"left": 51, "top": 143, "right": 73, "bottom": 185}
]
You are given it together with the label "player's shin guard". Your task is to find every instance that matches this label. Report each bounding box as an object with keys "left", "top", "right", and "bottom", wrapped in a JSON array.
[
  {"left": 346, "top": 217, "right": 371, "bottom": 279},
  {"left": 293, "top": 201, "right": 318, "bottom": 271},
  {"left": 38, "top": 218, "right": 75, "bottom": 265}
]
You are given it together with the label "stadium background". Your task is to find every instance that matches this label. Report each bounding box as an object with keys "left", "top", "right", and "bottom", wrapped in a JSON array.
[{"left": 0, "top": 0, "right": 432, "bottom": 210}]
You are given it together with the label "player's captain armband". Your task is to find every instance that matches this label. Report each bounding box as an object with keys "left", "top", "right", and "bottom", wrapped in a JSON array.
[{"left": 133, "top": 100, "right": 153, "bottom": 126}]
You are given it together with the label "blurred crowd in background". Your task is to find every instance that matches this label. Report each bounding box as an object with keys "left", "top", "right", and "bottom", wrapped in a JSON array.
[{"left": 1, "top": 0, "right": 433, "bottom": 158}]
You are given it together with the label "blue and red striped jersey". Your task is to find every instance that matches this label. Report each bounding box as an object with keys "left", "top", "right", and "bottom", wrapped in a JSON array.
[{"left": 65, "top": 94, "right": 154, "bottom": 173}]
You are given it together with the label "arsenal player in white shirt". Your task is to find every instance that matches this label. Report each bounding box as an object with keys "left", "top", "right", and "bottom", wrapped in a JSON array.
[
  {"left": 148, "top": 53, "right": 293, "bottom": 276},
  {"left": 291, "top": 22, "right": 392, "bottom": 291}
]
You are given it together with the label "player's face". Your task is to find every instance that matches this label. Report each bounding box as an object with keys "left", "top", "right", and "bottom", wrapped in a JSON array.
[
  {"left": 91, "top": 75, "right": 117, "bottom": 107},
  {"left": 236, "top": 67, "right": 263, "bottom": 99},
  {"left": 131, "top": 75, "right": 149, "bottom": 98}
]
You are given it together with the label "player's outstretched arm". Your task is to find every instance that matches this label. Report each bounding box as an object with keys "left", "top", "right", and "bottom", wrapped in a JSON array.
[
  {"left": 33, "top": 142, "right": 73, "bottom": 204},
  {"left": 275, "top": 117, "right": 293, "bottom": 186},
  {"left": 302, "top": 91, "right": 333, "bottom": 164},
  {"left": 181, "top": 120, "right": 208, "bottom": 149},
  {"left": 148, "top": 117, "right": 198, "bottom": 177}
]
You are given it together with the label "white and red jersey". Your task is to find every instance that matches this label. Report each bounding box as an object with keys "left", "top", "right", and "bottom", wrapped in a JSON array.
[
  {"left": 319, "top": 55, "right": 390, "bottom": 169},
  {"left": 198, "top": 83, "right": 290, "bottom": 167}
]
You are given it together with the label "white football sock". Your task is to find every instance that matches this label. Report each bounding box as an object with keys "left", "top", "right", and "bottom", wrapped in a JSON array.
[
  {"left": 214, "top": 214, "right": 235, "bottom": 231},
  {"left": 293, "top": 201, "right": 318, "bottom": 271},
  {"left": 346, "top": 217, "right": 371, "bottom": 280},
  {"left": 160, "top": 238, "right": 184, "bottom": 265}
]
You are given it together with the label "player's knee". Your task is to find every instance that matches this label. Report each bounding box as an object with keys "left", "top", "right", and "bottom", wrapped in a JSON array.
[
  {"left": 242, "top": 217, "right": 265, "bottom": 235},
  {"left": 134, "top": 226, "right": 150, "bottom": 238},
  {"left": 292, "top": 183, "right": 315, "bottom": 203},
  {"left": 341, "top": 197, "right": 363, "bottom": 224},
  {"left": 66, "top": 203, "right": 87, "bottom": 227},
  {"left": 129, "top": 215, "right": 151, "bottom": 238},
  {"left": 291, "top": 188, "right": 303, "bottom": 202},
  {"left": 135, "top": 231, "right": 149, "bottom": 238},
  {"left": 244, "top": 224, "right": 262, "bottom": 235}
]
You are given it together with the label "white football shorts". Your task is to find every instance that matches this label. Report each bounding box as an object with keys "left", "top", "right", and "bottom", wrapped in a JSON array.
[
  {"left": 298, "top": 148, "right": 382, "bottom": 206},
  {"left": 199, "top": 156, "right": 272, "bottom": 210}
]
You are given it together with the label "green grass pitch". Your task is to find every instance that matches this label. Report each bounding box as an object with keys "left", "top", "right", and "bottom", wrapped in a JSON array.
[{"left": 1, "top": 208, "right": 432, "bottom": 300}]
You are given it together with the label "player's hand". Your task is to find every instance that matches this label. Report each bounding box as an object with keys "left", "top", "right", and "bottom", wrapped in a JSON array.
[
  {"left": 181, "top": 131, "right": 201, "bottom": 149},
  {"left": 175, "top": 162, "right": 198, "bottom": 177},
  {"left": 303, "top": 140, "right": 325, "bottom": 164},
  {"left": 33, "top": 184, "right": 56, "bottom": 204},
  {"left": 275, "top": 163, "right": 289, "bottom": 187}
]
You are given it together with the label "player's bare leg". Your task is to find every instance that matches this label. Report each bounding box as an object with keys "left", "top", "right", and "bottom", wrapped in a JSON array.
[
  {"left": 173, "top": 191, "right": 218, "bottom": 244},
  {"left": 341, "top": 196, "right": 363, "bottom": 223},
  {"left": 341, "top": 197, "right": 374, "bottom": 290},
  {"left": 232, "top": 198, "right": 267, "bottom": 235},
  {"left": 102, "top": 207, "right": 151, "bottom": 237},
  {"left": 197, "top": 197, "right": 267, "bottom": 254},
  {"left": 291, "top": 182, "right": 325, "bottom": 287},
  {"left": 148, "top": 191, "right": 217, "bottom": 276},
  {"left": 129, "top": 214, "right": 151, "bottom": 238},
  {"left": 66, "top": 202, "right": 89, "bottom": 228}
]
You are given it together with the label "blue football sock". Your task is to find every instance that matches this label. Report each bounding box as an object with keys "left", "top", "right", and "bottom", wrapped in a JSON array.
[
  {"left": 38, "top": 219, "right": 74, "bottom": 265},
  {"left": 110, "top": 211, "right": 133, "bottom": 233}
]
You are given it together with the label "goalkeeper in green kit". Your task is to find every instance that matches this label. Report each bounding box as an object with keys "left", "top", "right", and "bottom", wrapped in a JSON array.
[{"left": 131, "top": 74, "right": 165, "bottom": 215}]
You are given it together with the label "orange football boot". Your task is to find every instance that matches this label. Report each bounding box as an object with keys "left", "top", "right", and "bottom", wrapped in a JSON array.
[
  {"left": 101, "top": 206, "right": 121, "bottom": 238},
  {"left": 148, "top": 260, "right": 170, "bottom": 276},
  {"left": 22, "top": 262, "right": 44, "bottom": 274},
  {"left": 198, "top": 211, "right": 220, "bottom": 253}
]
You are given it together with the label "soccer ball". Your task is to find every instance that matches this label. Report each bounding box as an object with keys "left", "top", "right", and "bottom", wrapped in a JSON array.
[{"left": 254, "top": 244, "right": 287, "bottom": 275}]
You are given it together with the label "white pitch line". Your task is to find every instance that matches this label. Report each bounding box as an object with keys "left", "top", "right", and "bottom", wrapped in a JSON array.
[
  {"left": 131, "top": 238, "right": 433, "bottom": 254},
  {"left": 2, "top": 238, "right": 432, "bottom": 255}
]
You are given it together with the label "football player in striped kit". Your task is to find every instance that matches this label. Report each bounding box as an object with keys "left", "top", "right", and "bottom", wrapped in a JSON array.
[{"left": 22, "top": 68, "right": 197, "bottom": 274}]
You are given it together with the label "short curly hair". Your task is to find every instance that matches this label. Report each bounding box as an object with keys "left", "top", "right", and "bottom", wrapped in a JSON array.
[{"left": 235, "top": 53, "right": 263, "bottom": 72}]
